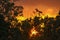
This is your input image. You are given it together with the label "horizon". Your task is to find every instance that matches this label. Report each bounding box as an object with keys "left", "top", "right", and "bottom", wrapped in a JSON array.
[{"left": 10, "top": 0, "right": 60, "bottom": 18}]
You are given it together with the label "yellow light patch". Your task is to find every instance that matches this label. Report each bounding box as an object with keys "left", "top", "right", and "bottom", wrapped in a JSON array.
[
  {"left": 30, "top": 27, "right": 38, "bottom": 37},
  {"left": 16, "top": 16, "right": 26, "bottom": 22}
]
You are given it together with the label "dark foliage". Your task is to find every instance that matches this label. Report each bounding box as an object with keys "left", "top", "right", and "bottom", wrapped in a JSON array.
[{"left": 0, "top": 0, "right": 60, "bottom": 40}]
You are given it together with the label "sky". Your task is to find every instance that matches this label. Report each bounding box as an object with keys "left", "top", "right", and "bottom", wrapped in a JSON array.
[{"left": 12, "top": 0, "right": 60, "bottom": 18}]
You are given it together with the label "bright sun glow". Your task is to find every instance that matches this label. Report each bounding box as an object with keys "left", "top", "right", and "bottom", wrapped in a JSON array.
[
  {"left": 41, "top": 23, "right": 45, "bottom": 28},
  {"left": 30, "top": 27, "right": 38, "bottom": 37},
  {"left": 16, "top": 16, "right": 26, "bottom": 23},
  {"left": 45, "top": 9, "right": 54, "bottom": 17}
]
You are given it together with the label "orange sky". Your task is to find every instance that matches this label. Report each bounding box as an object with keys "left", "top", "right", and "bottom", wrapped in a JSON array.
[{"left": 11, "top": 0, "right": 60, "bottom": 18}]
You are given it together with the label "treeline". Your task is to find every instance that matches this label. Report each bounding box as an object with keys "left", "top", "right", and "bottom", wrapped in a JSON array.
[{"left": 0, "top": 0, "right": 60, "bottom": 40}]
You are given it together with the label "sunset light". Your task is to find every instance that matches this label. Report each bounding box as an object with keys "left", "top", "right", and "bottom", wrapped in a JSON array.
[
  {"left": 0, "top": 0, "right": 60, "bottom": 40},
  {"left": 30, "top": 27, "right": 38, "bottom": 37},
  {"left": 16, "top": 16, "right": 26, "bottom": 22}
]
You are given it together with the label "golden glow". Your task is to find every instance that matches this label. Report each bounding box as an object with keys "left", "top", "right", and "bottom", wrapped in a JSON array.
[
  {"left": 16, "top": 16, "right": 26, "bottom": 23},
  {"left": 44, "top": 8, "right": 57, "bottom": 18},
  {"left": 30, "top": 27, "right": 38, "bottom": 37},
  {"left": 20, "top": 27, "right": 24, "bottom": 32},
  {"left": 14, "top": 1, "right": 59, "bottom": 19},
  {"left": 41, "top": 23, "right": 45, "bottom": 28}
]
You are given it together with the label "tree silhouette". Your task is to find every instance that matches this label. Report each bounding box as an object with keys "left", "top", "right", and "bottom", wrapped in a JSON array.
[
  {"left": 0, "top": 0, "right": 60, "bottom": 40},
  {"left": 33, "top": 16, "right": 40, "bottom": 26},
  {"left": 35, "top": 8, "right": 42, "bottom": 16}
]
